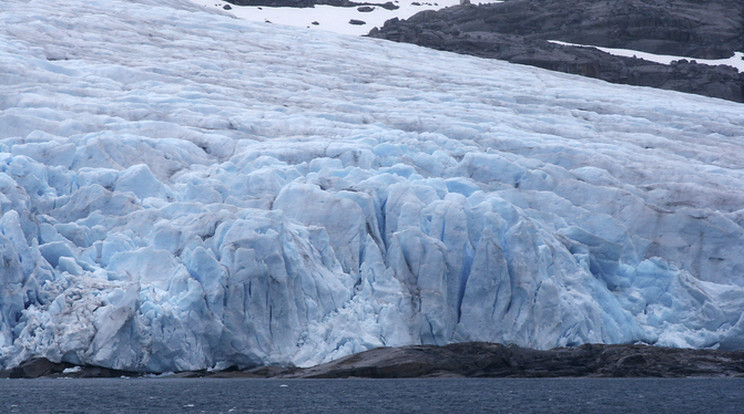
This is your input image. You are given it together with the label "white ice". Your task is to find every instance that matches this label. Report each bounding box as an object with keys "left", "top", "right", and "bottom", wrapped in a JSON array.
[{"left": 1, "top": 0, "right": 744, "bottom": 373}]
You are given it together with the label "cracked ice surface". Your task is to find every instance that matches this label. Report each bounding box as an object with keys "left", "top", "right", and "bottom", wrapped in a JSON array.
[{"left": 2, "top": 0, "right": 744, "bottom": 372}]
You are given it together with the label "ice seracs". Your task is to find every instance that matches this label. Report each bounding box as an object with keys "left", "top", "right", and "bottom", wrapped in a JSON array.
[{"left": 1, "top": 0, "right": 744, "bottom": 372}]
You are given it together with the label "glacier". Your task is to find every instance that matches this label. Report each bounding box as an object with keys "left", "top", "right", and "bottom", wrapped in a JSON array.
[{"left": 1, "top": 0, "right": 744, "bottom": 372}]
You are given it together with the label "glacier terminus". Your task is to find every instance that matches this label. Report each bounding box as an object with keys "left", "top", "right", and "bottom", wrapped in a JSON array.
[{"left": 1, "top": 0, "right": 744, "bottom": 373}]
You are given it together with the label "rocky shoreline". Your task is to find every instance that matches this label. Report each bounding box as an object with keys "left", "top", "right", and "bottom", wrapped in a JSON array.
[
  {"left": 0, "top": 358, "right": 140, "bottom": 379},
  {"left": 5, "top": 343, "right": 744, "bottom": 378},
  {"left": 367, "top": 0, "right": 744, "bottom": 102}
]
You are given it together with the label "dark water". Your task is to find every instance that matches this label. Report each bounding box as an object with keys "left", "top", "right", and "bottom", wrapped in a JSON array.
[{"left": 2, "top": 377, "right": 743, "bottom": 413}]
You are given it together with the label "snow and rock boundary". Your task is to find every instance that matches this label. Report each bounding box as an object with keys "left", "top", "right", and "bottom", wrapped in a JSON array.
[{"left": 368, "top": 0, "right": 744, "bottom": 102}]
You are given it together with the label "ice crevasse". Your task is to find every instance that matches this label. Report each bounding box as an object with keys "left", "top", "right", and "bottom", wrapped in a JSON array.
[{"left": 1, "top": 0, "right": 744, "bottom": 372}]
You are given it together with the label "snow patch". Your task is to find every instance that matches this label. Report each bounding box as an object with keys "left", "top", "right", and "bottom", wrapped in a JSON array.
[{"left": 549, "top": 40, "right": 744, "bottom": 73}]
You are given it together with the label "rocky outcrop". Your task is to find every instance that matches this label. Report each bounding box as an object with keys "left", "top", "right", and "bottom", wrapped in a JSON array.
[
  {"left": 419, "top": 0, "right": 743, "bottom": 59},
  {"left": 290, "top": 343, "right": 744, "bottom": 378},
  {"left": 368, "top": 0, "right": 744, "bottom": 102},
  {"left": 0, "top": 358, "right": 140, "bottom": 379},
  {"left": 6, "top": 343, "right": 744, "bottom": 378}
]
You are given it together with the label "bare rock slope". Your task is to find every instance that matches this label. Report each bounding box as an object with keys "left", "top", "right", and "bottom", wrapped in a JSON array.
[
  {"left": 6, "top": 343, "right": 744, "bottom": 378},
  {"left": 368, "top": 0, "right": 744, "bottom": 102},
  {"left": 289, "top": 343, "right": 744, "bottom": 378}
]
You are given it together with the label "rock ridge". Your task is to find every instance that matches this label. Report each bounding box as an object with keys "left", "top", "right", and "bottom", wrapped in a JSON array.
[
  {"left": 290, "top": 342, "right": 744, "bottom": 378},
  {"left": 6, "top": 343, "right": 744, "bottom": 378},
  {"left": 367, "top": 0, "right": 744, "bottom": 102}
]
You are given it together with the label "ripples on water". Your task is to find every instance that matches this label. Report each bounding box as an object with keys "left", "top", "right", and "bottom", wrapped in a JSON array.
[{"left": 2, "top": 377, "right": 743, "bottom": 413}]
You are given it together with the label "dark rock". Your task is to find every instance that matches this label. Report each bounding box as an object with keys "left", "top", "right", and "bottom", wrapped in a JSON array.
[
  {"left": 378, "top": 2, "right": 398, "bottom": 10},
  {"left": 223, "top": 4, "right": 232, "bottom": 9},
  {"left": 357, "top": 6, "right": 374, "bottom": 12},
  {"left": 311, "top": 21, "right": 319, "bottom": 25},
  {"left": 161, "top": 365, "right": 299, "bottom": 379},
  {"left": 460, "top": 0, "right": 743, "bottom": 59},
  {"left": 287, "top": 343, "right": 744, "bottom": 378},
  {"left": 6, "top": 358, "right": 73, "bottom": 378},
  {"left": 70, "top": 365, "right": 140, "bottom": 378},
  {"left": 0, "top": 358, "right": 141, "bottom": 378},
  {"left": 367, "top": 0, "right": 744, "bottom": 102},
  {"left": 10, "top": 343, "right": 744, "bottom": 379},
  {"left": 349, "top": 19, "right": 366, "bottom": 26}
]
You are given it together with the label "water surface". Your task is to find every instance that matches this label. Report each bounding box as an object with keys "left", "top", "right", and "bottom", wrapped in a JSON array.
[{"left": 2, "top": 377, "right": 742, "bottom": 413}]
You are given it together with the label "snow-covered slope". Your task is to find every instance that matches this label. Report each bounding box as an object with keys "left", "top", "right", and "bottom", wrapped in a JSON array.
[
  {"left": 2, "top": 0, "right": 744, "bottom": 372},
  {"left": 189, "top": 0, "right": 503, "bottom": 36}
]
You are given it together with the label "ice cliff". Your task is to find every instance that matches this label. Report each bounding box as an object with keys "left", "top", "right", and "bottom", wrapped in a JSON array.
[{"left": 1, "top": 0, "right": 744, "bottom": 372}]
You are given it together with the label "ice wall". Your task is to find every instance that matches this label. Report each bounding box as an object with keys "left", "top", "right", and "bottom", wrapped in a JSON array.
[{"left": 1, "top": 0, "right": 744, "bottom": 371}]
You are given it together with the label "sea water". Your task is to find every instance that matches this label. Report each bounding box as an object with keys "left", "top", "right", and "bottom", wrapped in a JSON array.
[{"left": 2, "top": 377, "right": 743, "bottom": 413}]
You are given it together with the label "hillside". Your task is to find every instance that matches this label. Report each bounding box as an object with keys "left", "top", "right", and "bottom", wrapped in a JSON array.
[{"left": 369, "top": 0, "right": 744, "bottom": 102}]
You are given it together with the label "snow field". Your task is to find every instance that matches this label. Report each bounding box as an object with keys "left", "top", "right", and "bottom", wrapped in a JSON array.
[{"left": 189, "top": 0, "right": 504, "bottom": 36}]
